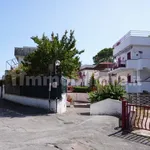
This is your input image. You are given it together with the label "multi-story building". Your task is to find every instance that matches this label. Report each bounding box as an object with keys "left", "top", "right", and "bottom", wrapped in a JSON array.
[
  {"left": 6, "top": 47, "right": 36, "bottom": 71},
  {"left": 109, "top": 30, "right": 150, "bottom": 93},
  {"left": 14, "top": 47, "right": 36, "bottom": 65}
]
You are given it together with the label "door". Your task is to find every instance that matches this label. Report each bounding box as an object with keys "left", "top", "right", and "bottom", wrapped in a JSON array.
[
  {"left": 118, "top": 57, "right": 121, "bottom": 67},
  {"left": 127, "top": 74, "right": 131, "bottom": 83},
  {"left": 127, "top": 52, "right": 131, "bottom": 60}
]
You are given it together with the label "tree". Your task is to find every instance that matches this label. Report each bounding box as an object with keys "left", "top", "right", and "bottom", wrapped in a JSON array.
[
  {"left": 22, "top": 30, "right": 84, "bottom": 78},
  {"left": 89, "top": 73, "right": 96, "bottom": 89},
  {"left": 93, "top": 48, "right": 113, "bottom": 65}
]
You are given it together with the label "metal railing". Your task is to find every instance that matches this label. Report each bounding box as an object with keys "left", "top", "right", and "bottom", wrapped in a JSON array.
[
  {"left": 6, "top": 58, "right": 18, "bottom": 70},
  {"left": 122, "top": 100, "right": 150, "bottom": 131},
  {"left": 113, "top": 61, "right": 126, "bottom": 69}
]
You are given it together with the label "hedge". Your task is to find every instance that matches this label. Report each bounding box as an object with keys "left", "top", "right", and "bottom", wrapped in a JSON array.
[{"left": 73, "top": 86, "right": 90, "bottom": 93}]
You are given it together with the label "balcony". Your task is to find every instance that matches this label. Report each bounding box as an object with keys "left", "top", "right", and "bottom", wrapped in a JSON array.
[
  {"left": 126, "top": 82, "right": 150, "bottom": 93},
  {"left": 126, "top": 58, "right": 150, "bottom": 70},
  {"left": 113, "top": 30, "right": 150, "bottom": 56},
  {"left": 109, "top": 61, "right": 134, "bottom": 75},
  {"left": 113, "top": 61, "right": 126, "bottom": 69},
  {"left": 110, "top": 58, "right": 150, "bottom": 75}
]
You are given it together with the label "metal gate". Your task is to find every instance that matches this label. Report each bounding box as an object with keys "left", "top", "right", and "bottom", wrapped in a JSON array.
[{"left": 122, "top": 100, "right": 150, "bottom": 131}]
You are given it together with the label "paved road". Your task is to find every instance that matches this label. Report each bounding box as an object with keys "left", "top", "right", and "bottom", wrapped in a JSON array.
[{"left": 0, "top": 99, "right": 150, "bottom": 150}]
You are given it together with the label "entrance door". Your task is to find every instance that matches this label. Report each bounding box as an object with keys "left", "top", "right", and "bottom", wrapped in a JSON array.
[
  {"left": 127, "top": 52, "right": 131, "bottom": 60},
  {"left": 118, "top": 57, "right": 121, "bottom": 67},
  {"left": 127, "top": 74, "right": 131, "bottom": 83}
]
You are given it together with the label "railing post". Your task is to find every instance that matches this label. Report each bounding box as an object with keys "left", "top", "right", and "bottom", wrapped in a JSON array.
[{"left": 122, "top": 100, "right": 127, "bottom": 130}]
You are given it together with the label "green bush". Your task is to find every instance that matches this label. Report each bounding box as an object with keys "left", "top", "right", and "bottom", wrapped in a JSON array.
[
  {"left": 88, "top": 80, "right": 126, "bottom": 103},
  {"left": 73, "top": 86, "right": 90, "bottom": 93},
  {"left": 89, "top": 73, "right": 96, "bottom": 89}
]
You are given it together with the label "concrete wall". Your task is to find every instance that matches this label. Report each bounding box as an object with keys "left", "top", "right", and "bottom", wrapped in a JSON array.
[
  {"left": 3, "top": 93, "right": 49, "bottom": 109},
  {"left": 18, "top": 56, "right": 24, "bottom": 64},
  {"left": 126, "top": 82, "right": 150, "bottom": 93},
  {"left": 67, "top": 93, "right": 89, "bottom": 102},
  {"left": 90, "top": 98, "right": 122, "bottom": 116},
  {"left": 2, "top": 86, "right": 67, "bottom": 114},
  {"left": 114, "top": 36, "right": 150, "bottom": 56},
  {"left": 115, "top": 45, "right": 150, "bottom": 64},
  {"left": 126, "top": 59, "right": 150, "bottom": 70}
]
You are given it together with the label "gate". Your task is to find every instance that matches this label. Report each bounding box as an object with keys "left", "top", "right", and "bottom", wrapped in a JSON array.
[{"left": 122, "top": 100, "right": 150, "bottom": 131}]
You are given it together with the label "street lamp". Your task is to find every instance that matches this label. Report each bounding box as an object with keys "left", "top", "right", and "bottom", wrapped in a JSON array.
[
  {"left": 54, "top": 60, "right": 61, "bottom": 113},
  {"left": 48, "top": 63, "right": 54, "bottom": 113},
  {"left": 55, "top": 60, "right": 61, "bottom": 67}
]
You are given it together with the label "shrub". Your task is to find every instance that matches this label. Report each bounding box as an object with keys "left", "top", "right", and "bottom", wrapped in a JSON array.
[
  {"left": 89, "top": 73, "right": 96, "bottom": 90},
  {"left": 73, "top": 86, "right": 90, "bottom": 93},
  {"left": 88, "top": 80, "right": 126, "bottom": 103}
]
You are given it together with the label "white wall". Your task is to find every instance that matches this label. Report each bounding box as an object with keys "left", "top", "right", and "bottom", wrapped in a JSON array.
[
  {"left": 115, "top": 52, "right": 127, "bottom": 62},
  {"left": 17, "top": 56, "right": 24, "bottom": 65},
  {"left": 90, "top": 98, "right": 122, "bottom": 116},
  {"left": 114, "top": 36, "right": 150, "bottom": 56},
  {"left": 126, "top": 59, "right": 150, "bottom": 70},
  {"left": 2, "top": 87, "right": 67, "bottom": 114},
  {"left": 3, "top": 94, "right": 66, "bottom": 114},
  {"left": 67, "top": 69, "right": 96, "bottom": 86},
  {"left": 81, "top": 70, "right": 96, "bottom": 86},
  {"left": 67, "top": 93, "right": 88, "bottom": 102},
  {"left": 57, "top": 93, "right": 67, "bottom": 113},
  {"left": 114, "top": 36, "right": 131, "bottom": 56},
  {"left": 3, "top": 94, "right": 49, "bottom": 109},
  {"left": 132, "top": 46, "right": 150, "bottom": 59},
  {"left": 67, "top": 78, "right": 82, "bottom": 86},
  {"left": 139, "top": 70, "right": 150, "bottom": 81},
  {"left": 115, "top": 44, "right": 150, "bottom": 61},
  {"left": 126, "top": 82, "right": 150, "bottom": 93}
]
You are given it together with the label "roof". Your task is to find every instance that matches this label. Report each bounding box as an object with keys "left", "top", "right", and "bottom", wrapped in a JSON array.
[
  {"left": 14, "top": 47, "right": 37, "bottom": 57},
  {"left": 94, "top": 62, "right": 114, "bottom": 70},
  {"left": 80, "top": 65, "right": 95, "bottom": 71},
  {"left": 99, "top": 62, "right": 113, "bottom": 65}
]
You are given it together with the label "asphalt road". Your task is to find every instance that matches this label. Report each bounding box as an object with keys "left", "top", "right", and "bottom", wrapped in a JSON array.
[
  {"left": 0, "top": 98, "right": 48, "bottom": 117},
  {"left": 0, "top": 99, "right": 150, "bottom": 150}
]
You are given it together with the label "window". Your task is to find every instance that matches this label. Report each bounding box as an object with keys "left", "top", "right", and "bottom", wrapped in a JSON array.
[{"left": 127, "top": 52, "right": 131, "bottom": 60}]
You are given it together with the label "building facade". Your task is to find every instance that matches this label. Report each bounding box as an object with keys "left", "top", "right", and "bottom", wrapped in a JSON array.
[
  {"left": 15, "top": 47, "right": 36, "bottom": 65},
  {"left": 109, "top": 30, "right": 150, "bottom": 93}
]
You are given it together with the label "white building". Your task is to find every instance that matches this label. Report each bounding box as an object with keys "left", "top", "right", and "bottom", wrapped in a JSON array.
[
  {"left": 67, "top": 65, "right": 96, "bottom": 86},
  {"left": 14, "top": 47, "right": 36, "bottom": 65},
  {"left": 6, "top": 47, "right": 36, "bottom": 71},
  {"left": 68, "top": 63, "right": 117, "bottom": 87},
  {"left": 109, "top": 30, "right": 150, "bottom": 93}
]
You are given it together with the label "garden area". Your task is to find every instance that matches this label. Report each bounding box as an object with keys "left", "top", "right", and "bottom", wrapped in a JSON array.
[{"left": 67, "top": 74, "right": 126, "bottom": 104}]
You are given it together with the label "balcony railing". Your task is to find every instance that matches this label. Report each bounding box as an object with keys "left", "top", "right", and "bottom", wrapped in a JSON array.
[{"left": 113, "top": 61, "right": 126, "bottom": 69}]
